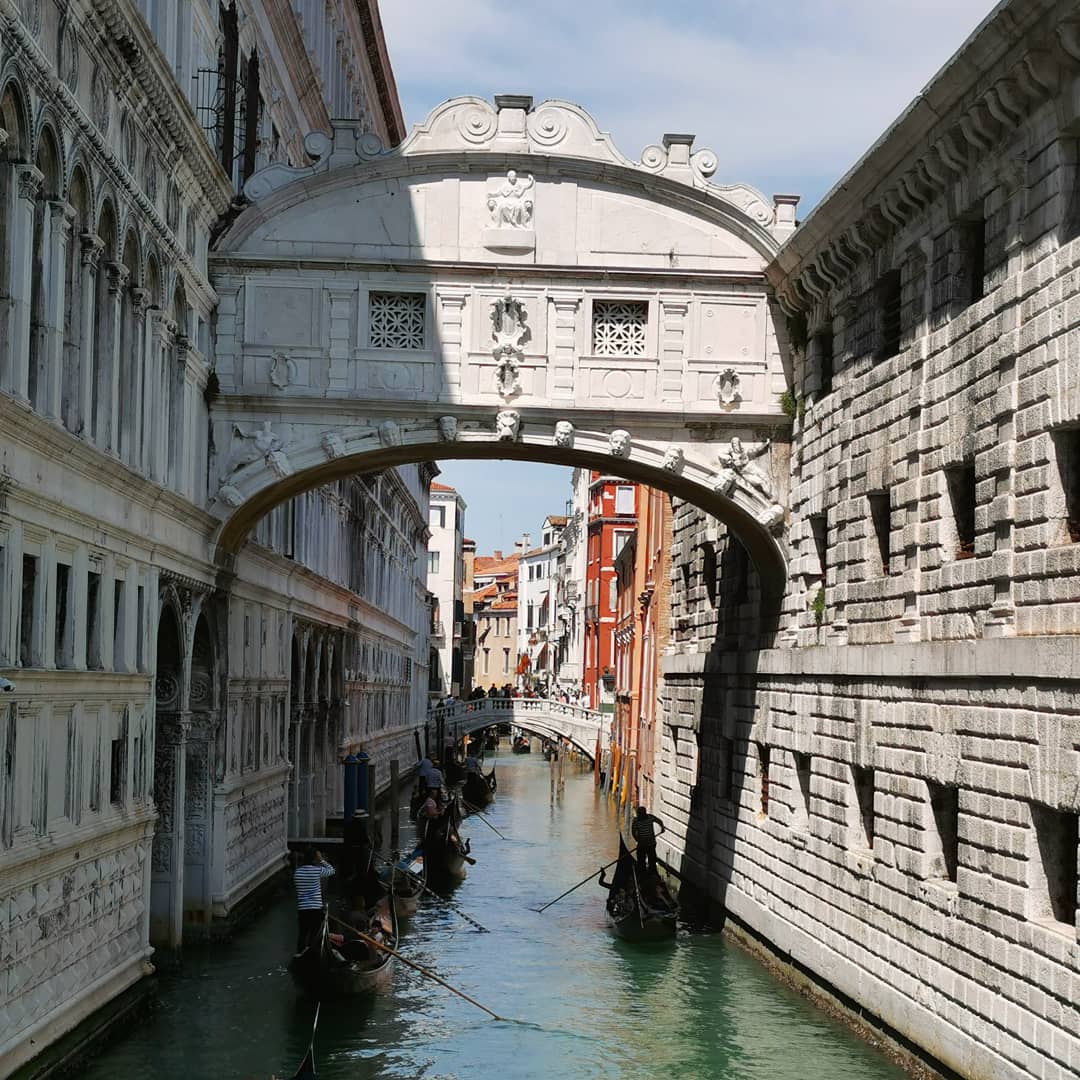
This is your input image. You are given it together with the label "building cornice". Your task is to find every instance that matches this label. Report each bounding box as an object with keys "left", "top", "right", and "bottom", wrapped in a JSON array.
[
  {"left": 354, "top": 0, "right": 406, "bottom": 146},
  {"left": 768, "top": 0, "right": 1080, "bottom": 314}
]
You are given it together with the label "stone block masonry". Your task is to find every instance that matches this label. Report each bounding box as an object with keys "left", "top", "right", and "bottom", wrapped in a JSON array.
[{"left": 657, "top": 3, "right": 1080, "bottom": 1079}]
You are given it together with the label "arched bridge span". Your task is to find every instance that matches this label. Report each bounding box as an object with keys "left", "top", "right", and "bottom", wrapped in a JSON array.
[{"left": 431, "top": 698, "right": 609, "bottom": 762}]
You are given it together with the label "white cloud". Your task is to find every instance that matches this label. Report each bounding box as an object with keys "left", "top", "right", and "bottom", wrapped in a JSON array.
[{"left": 380, "top": 0, "right": 995, "bottom": 210}]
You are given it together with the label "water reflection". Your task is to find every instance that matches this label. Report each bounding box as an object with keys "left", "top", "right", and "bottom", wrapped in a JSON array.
[{"left": 82, "top": 753, "right": 907, "bottom": 1080}]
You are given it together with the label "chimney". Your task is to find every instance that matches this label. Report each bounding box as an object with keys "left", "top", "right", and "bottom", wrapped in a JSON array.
[{"left": 494, "top": 550, "right": 503, "bottom": 560}]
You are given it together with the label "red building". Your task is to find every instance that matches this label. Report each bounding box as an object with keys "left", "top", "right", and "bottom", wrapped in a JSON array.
[{"left": 582, "top": 474, "right": 638, "bottom": 711}]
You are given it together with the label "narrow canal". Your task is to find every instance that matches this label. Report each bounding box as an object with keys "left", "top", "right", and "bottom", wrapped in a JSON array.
[{"left": 82, "top": 751, "right": 909, "bottom": 1080}]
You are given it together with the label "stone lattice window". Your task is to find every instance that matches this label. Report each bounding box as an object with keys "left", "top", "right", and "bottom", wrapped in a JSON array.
[
  {"left": 593, "top": 300, "right": 647, "bottom": 356},
  {"left": 369, "top": 292, "right": 425, "bottom": 349}
]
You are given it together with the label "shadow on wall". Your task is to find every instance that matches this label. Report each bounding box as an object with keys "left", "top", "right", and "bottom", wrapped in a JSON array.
[{"left": 658, "top": 496, "right": 777, "bottom": 926}]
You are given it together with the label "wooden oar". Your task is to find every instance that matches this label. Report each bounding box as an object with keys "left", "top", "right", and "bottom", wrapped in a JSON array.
[
  {"left": 327, "top": 913, "right": 506, "bottom": 1021},
  {"left": 460, "top": 799, "right": 509, "bottom": 840},
  {"left": 533, "top": 846, "right": 637, "bottom": 913}
]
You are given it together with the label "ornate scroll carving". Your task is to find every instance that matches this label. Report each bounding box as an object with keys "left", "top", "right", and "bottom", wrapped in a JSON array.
[{"left": 491, "top": 296, "right": 530, "bottom": 400}]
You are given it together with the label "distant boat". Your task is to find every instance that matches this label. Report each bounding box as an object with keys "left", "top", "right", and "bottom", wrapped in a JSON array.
[
  {"left": 289, "top": 895, "right": 398, "bottom": 996},
  {"left": 462, "top": 766, "right": 496, "bottom": 810},
  {"left": 512, "top": 735, "right": 531, "bottom": 754},
  {"left": 602, "top": 836, "right": 678, "bottom": 942}
]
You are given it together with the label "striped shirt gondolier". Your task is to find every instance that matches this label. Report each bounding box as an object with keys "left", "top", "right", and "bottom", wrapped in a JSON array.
[
  {"left": 631, "top": 814, "right": 660, "bottom": 847},
  {"left": 294, "top": 863, "right": 335, "bottom": 910}
]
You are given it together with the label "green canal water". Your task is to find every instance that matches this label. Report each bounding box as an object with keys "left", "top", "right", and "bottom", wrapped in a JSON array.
[{"left": 81, "top": 752, "right": 909, "bottom": 1080}]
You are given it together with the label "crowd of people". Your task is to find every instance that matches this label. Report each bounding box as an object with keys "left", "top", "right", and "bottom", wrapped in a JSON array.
[{"left": 431, "top": 684, "right": 588, "bottom": 710}]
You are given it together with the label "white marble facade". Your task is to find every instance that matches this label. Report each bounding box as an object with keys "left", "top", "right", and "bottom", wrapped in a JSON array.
[{"left": 0, "top": 0, "right": 421, "bottom": 1074}]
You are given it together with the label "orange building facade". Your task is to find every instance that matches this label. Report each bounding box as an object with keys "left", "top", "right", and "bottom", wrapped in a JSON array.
[{"left": 610, "top": 487, "right": 672, "bottom": 813}]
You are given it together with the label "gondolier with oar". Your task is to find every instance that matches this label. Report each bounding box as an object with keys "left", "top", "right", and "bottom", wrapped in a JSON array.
[
  {"left": 630, "top": 805, "right": 666, "bottom": 876},
  {"left": 293, "top": 848, "right": 335, "bottom": 955}
]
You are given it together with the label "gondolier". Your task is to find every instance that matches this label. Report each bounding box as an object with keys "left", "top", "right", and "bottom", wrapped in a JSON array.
[
  {"left": 630, "top": 805, "right": 666, "bottom": 876},
  {"left": 293, "top": 848, "right": 335, "bottom": 954}
]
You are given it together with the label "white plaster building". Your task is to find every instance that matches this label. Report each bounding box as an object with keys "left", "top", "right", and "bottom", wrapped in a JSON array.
[
  {"left": 0, "top": 1, "right": 425, "bottom": 1074},
  {"left": 426, "top": 481, "right": 466, "bottom": 699},
  {"left": 553, "top": 468, "right": 589, "bottom": 694},
  {"left": 516, "top": 517, "right": 567, "bottom": 691}
]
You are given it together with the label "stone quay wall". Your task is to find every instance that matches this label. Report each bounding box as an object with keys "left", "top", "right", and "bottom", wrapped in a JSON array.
[{"left": 658, "top": 4, "right": 1080, "bottom": 1079}]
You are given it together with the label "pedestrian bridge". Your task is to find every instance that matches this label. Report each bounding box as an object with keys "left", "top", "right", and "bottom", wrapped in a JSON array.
[
  {"left": 208, "top": 94, "right": 796, "bottom": 588},
  {"left": 431, "top": 698, "right": 609, "bottom": 761}
]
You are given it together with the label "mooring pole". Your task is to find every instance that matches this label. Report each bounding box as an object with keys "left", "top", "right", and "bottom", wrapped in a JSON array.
[{"left": 390, "top": 759, "right": 400, "bottom": 852}]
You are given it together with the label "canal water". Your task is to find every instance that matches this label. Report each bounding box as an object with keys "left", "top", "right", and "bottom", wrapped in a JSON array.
[{"left": 81, "top": 751, "right": 909, "bottom": 1080}]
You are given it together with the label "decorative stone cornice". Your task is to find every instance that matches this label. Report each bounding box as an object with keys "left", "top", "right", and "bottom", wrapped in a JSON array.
[
  {"left": 769, "top": 3, "right": 1080, "bottom": 314},
  {"left": 15, "top": 164, "right": 43, "bottom": 202},
  {"left": 80, "top": 231, "right": 106, "bottom": 268}
]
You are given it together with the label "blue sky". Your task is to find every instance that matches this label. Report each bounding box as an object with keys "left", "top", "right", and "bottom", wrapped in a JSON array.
[{"left": 380, "top": 0, "right": 995, "bottom": 553}]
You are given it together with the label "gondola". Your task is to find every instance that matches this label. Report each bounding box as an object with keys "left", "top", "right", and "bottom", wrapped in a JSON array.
[
  {"left": 380, "top": 847, "right": 425, "bottom": 918},
  {"left": 602, "top": 836, "right": 678, "bottom": 942},
  {"left": 512, "top": 735, "right": 532, "bottom": 754},
  {"left": 289, "top": 894, "right": 398, "bottom": 996},
  {"left": 442, "top": 754, "right": 465, "bottom": 786},
  {"left": 422, "top": 796, "right": 472, "bottom": 883},
  {"left": 290, "top": 1045, "right": 316, "bottom": 1079},
  {"left": 462, "top": 766, "right": 496, "bottom": 810},
  {"left": 484, "top": 729, "right": 498, "bottom": 752}
]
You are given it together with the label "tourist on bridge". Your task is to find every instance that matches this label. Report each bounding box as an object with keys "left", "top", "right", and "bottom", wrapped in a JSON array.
[
  {"left": 293, "top": 848, "right": 335, "bottom": 955},
  {"left": 631, "top": 806, "right": 666, "bottom": 876}
]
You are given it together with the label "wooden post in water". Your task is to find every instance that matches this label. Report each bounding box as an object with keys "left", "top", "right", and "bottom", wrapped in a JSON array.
[{"left": 389, "top": 759, "right": 400, "bottom": 853}]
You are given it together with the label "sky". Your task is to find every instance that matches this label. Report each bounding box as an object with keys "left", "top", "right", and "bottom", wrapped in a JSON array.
[{"left": 380, "top": 0, "right": 997, "bottom": 555}]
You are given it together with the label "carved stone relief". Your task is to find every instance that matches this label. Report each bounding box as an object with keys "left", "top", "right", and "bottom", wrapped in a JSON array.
[
  {"left": 714, "top": 368, "right": 742, "bottom": 408},
  {"left": 437, "top": 415, "right": 458, "bottom": 441},
  {"left": 491, "top": 296, "right": 529, "bottom": 400},
  {"left": 609, "top": 429, "right": 632, "bottom": 458},
  {"left": 269, "top": 352, "right": 297, "bottom": 389},
  {"left": 553, "top": 420, "right": 575, "bottom": 448},
  {"left": 91, "top": 67, "right": 110, "bottom": 136},
  {"left": 322, "top": 432, "right": 347, "bottom": 459},
  {"left": 484, "top": 171, "right": 536, "bottom": 250},
  {"left": 377, "top": 419, "right": 402, "bottom": 447},
  {"left": 718, "top": 436, "right": 776, "bottom": 502},
  {"left": 496, "top": 409, "right": 520, "bottom": 441},
  {"left": 58, "top": 19, "right": 79, "bottom": 92},
  {"left": 662, "top": 446, "right": 685, "bottom": 473}
]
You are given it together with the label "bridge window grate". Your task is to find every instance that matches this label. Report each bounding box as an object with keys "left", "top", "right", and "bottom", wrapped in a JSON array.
[
  {"left": 369, "top": 292, "right": 426, "bottom": 349},
  {"left": 593, "top": 301, "right": 647, "bottom": 356}
]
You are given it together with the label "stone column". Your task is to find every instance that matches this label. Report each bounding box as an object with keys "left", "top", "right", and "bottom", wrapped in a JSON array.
[
  {"left": 77, "top": 233, "right": 105, "bottom": 436},
  {"left": 174, "top": 334, "right": 192, "bottom": 498},
  {"left": 148, "top": 313, "right": 176, "bottom": 483},
  {"left": 436, "top": 289, "right": 467, "bottom": 402},
  {"left": 549, "top": 294, "right": 579, "bottom": 402},
  {"left": 2, "top": 165, "right": 43, "bottom": 401},
  {"left": 327, "top": 286, "right": 355, "bottom": 391},
  {"left": 298, "top": 713, "right": 315, "bottom": 837},
  {"left": 131, "top": 288, "right": 151, "bottom": 472},
  {"left": 101, "top": 261, "right": 129, "bottom": 455},
  {"left": 658, "top": 296, "right": 688, "bottom": 405},
  {"left": 150, "top": 713, "right": 189, "bottom": 951},
  {"left": 43, "top": 202, "right": 74, "bottom": 422}
]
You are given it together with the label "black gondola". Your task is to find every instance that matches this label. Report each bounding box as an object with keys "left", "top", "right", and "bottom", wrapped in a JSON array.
[
  {"left": 484, "top": 729, "right": 498, "bottom": 752},
  {"left": 462, "top": 766, "right": 496, "bottom": 810},
  {"left": 422, "top": 796, "right": 471, "bottom": 882},
  {"left": 512, "top": 735, "right": 532, "bottom": 754},
  {"left": 379, "top": 848, "right": 425, "bottom": 918},
  {"left": 289, "top": 894, "right": 399, "bottom": 996},
  {"left": 602, "top": 836, "right": 678, "bottom": 942}
]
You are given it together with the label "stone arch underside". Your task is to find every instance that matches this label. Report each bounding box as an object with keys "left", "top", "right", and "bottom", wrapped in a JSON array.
[
  {"left": 455, "top": 711, "right": 599, "bottom": 762},
  {"left": 210, "top": 95, "right": 797, "bottom": 594}
]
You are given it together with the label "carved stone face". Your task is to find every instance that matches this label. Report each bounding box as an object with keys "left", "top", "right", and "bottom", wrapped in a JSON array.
[
  {"left": 496, "top": 409, "right": 520, "bottom": 441},
  {"left": 378, "top": 419, "right": 401, "bottom": 447},
  {"left": 662, "top": 446, "right": 684, "bottom": 473},
  {"left": 507, "top": 169, "right": 518, "bottom": 185},
  {"left": 438, "top": 415, "right": 458, "bottom": 442},
  {"left": 609, "top": 429, "right": 631, "bottom": 458},
  {"left": 554, "top": 421, "right": 574, "bottom": 448}
]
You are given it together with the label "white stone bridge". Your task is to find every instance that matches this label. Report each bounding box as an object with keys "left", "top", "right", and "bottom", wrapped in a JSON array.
[
  {"left": 207, "top": 94, "right": 797, "bottom": 588},
  {"left": 430, "top": 697, "right": 609, "bottom": 761}
]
